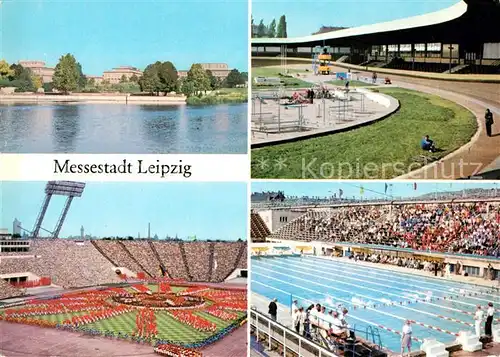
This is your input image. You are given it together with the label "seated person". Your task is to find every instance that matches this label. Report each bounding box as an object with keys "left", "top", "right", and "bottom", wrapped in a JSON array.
[
  {"left": 420, "top": 135, "right": 436, "bottom": 152},
  {"left": 385, "top": 77, "right": 391, "bottom": 84},
  {"left": 328, "top": 311, "right": 349, "bottom": 339}
]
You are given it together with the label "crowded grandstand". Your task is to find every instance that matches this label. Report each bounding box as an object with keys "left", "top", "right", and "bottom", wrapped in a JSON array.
[
  {"left": 250, "top": 184, "right": 500, "bottom": 357},
  {"left": 0, "top": 239, "right": 247, "bottom": 299}
]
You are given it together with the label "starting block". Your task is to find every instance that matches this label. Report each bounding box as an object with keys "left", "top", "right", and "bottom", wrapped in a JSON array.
[
  {"left": 420, "top": 338, "right": 449, "bottom": 357},
  {"left": 456, "top": 330, "right": 482, "bottom": 352}
]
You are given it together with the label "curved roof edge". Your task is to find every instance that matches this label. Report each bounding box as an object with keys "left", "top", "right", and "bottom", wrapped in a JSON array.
[{"left": 252, "top": 1, "right": 467, "bottom": 45}]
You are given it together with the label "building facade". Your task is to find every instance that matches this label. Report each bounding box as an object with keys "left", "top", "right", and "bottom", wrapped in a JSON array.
[
  {"left": 178, "top": 63, "right": 231, "bottom": 79},
  {"left": 13, "top": 219, "right": 21, "bottom": 236},
  {"left": 18, "top": 60, "right": 55, "bottom": 83},
  {"left": 102, "top": 66, "right": 143, "bottom": 84},
  {"left": 86, "top": 75, "right": 104, "bottom": 85}
]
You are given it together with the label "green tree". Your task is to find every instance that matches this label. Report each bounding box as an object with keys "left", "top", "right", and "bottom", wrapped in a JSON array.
[
  {"left": 120, "top": 74, "right": 128, "bottom": 83},
  {"left": 0, "top": 60, "right": 14, "bottom": 78},
  {"left": 257, "top": 20, "right": 267, "bottom": 38},
  {"left": 32, "top": 75, "right": 43, "bottom": 90},
  {"left": 187, "top": 64, "right": 210, "bottom": 94},
  {"left": 157, "top": 61, "right": 178, "bottom": 93},
  {"left": 277, "top": 15, "right": 287, "bottom": 38},
  {"left": 139, "top": 61, "right": 178, "bottom": 95},
  {"left": 129, "top": 74, "right": 139, "bottom": 83},
  {"left": 76, "top": 62, "right": 87, "bottom": 89},
  {"left": 139, "top": 63, "right": 161, "bottom": 95},
  {"left": 223, "top": 69, "right": 246, "bottom": 88},
  {"left": 52, "top": 54, "right": 80, "bottom": 94},
  {"left": 180, "top": 78, "right": 194, "bottom": 96},
  {"left": 8, "top": 64, "right": 25, "bottom": 80},
  {"left": 5, "top": 64, "right": 36, "bottom": 92},
  {"left": 206, "top": 70, "right": 220, "bottom": 90},
  {"left": 268, "top": 19, "right": 277, "bottom": 38}
]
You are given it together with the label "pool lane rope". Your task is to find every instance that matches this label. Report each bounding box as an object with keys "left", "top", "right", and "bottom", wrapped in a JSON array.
[
  {"left": 261, "top": 260, "right": 474, "bottom": 326},
  {"left": 258, "top": 263, "right": 482, "bottom": 326},
  {"left": 306, "top": 256, "right": 499, "bottom": 298},
  {"left": 296, "top": 257, "right": 496, "bottom": 303},
  {"left": 262, "top": 259, "right": 500, "bottom": 323},
  {"left": 252, "top": 270, "right": 461, "bottom": 339},
  {"left": 251, "top": 279, "right": 424, "bottom": 344}
]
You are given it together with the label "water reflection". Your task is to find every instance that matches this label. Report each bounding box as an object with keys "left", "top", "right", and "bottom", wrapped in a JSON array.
[
  {"left": 0, "top": 103, "right": 247, "bottom": 153},
  {"left": 52, "top": 105, "right": 80, "bottom": 153}
]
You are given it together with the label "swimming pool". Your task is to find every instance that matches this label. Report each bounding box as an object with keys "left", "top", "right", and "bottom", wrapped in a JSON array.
[{"left": 251, "top": 255, "right": 499, "bottom": 352}]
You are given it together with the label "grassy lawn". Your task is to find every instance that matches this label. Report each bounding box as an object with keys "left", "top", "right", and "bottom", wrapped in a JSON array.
[
  {"left": 86, "top": 311, "right": 211, "bottom": 343},
  {"left": 251, "top": 87, "right": 477, "bottom": 179},
  {"left": 252, "top": 67, "right": 313, "bottom": 89},
  {"left": 33, "top": 311, "right": 88, "bottom": 324},
  {"left": 327, "top": 79, "right": 376, "bottom": 87},
  {"left": 187, "top": 88, "right": 247, "bottom": 105},
  {"left": 85, "top": 310, "right": 238, "bottom": 344},
  {"left": 171, "top": 286, "right": 186, "bottom": 293}
]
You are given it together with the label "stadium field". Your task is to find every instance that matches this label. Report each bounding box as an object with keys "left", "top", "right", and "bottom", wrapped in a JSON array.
[
  {"left": 251, "top": 255, "right": 499, "bottom": 352},
  {"left": 0, "top": 282, "right": 247, "bottom": 354}
]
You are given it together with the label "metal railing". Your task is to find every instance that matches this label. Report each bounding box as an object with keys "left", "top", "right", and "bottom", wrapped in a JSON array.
[{"left": 250, "top": 308, "right": 338, "bottom": 357}]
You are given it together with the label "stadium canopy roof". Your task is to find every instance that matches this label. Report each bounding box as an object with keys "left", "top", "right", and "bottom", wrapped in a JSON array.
[{"left": 251, "top": 0, "right": 500, "bottom": 48}]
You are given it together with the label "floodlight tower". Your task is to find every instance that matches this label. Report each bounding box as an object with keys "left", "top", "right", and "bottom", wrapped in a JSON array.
[{"left": 32, "top": 181, "right": 86, "bottom": 238}]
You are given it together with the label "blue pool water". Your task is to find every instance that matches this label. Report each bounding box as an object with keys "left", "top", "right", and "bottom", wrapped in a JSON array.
[{"left": 251, "top": 255, "right": 500, "bottom": 352}]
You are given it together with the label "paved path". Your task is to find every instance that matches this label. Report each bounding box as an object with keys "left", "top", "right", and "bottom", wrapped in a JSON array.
[
  {"left": 202, "top": 325, "right": 248, "bottom": 357},
  {"left": 0, "top": 321, "right": 158, "bottom": 357}
]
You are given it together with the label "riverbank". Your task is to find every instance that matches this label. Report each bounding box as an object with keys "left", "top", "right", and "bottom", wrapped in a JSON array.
[
  {"left": 186, "top": 88, "right": 248, "bottom": 106},
  {"left": 0, "top": 93, "right": 187, "bottom": 105}
]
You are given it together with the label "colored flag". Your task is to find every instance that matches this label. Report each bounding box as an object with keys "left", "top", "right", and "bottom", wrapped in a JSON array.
[
  {"left": 413, "top": 183, "right": 417, "bottom": 191},
  {"left": 360, "top": 186, "right": 364, "bottom": 196},
  {"left": 339, "top": 189, "right": 343, "bottom": 198},
  {"left": 384, "top": 183, "right": 388, "bottom": 194}
]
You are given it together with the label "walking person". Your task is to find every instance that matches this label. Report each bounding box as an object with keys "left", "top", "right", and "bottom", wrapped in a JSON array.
[
  {"left": 485, "top": 109, "right": 494, "bottom": 137},
  {"left": 401, "top": 320, "right": 412, "bottom": 357},
  {"left": 268, "top": 298, "right": 278, "bottom": 321},
  {"left": 485, "top": 302, "right": 494, "bottom": 337},
  {"left": 474, "top": 305, "right": 484, "bottom": 337}
]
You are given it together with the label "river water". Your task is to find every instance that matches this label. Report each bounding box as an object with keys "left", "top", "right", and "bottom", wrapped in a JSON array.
[{"left": 0, "top": 103, "right": 247, "bottom": 153}]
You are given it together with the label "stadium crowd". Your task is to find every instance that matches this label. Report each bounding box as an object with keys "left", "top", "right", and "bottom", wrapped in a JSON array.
[
  {"left": 269, "top": 202, "right": 500, "bottom": 256},
  {"left": 0, "top": 240, "right": 246, "bottom": 299},
  {"left": 348, "top": 252, "right": 498, "bottom": 280}
]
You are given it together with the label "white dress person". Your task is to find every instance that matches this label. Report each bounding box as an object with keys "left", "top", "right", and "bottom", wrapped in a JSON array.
[
  {"left": 474, "top": 306, "right": 484, "bottom": 337},
  {"left": 401, "top": 321, "right": 412, "bottom": 357}
]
